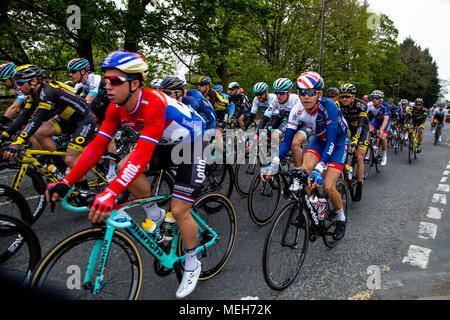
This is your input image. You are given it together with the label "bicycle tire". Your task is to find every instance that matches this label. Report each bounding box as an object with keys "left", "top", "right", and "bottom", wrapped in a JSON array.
[
  {"left": 0, "top": 213, "right": 41, "bottom": 286},
  {"left": 0, "top": 164, "right": 46, "bottom": 224},
  {"left": 200, "top": 164, "right": 234, "bottom": 199},
  {"left": 262, "top": 200, "right": 309, "bottom": 291},
  {"left": 247, "top": 172, "right": 282, "bottom": 226},
  {"left": 0, "top": 183, "right": 33, "bottom": 224},
  {"left": 31, "top": 227, "right": 142, "bottom": 300},
  {"left": 234, "top": 162, "right": 259, "bottom": 198},
  {"left": 177, "top": 193, "right": 237, "bottom": 281}
]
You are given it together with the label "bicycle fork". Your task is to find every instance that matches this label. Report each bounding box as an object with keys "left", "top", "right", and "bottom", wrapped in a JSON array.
[{"left": 83, "top": 225, "right": 115, "bottom": 295}]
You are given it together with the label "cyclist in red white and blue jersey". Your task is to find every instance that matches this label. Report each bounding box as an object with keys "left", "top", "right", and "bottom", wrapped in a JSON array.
[
  {"left": 46, "top": 50, "right": 206, "bottom": 299},
  {"left": 296, "top": 71, "right": 349, "bottom": 241}
]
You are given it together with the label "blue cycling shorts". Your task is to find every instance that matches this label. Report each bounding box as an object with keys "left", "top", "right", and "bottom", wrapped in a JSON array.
[{"left": 305, "top": 134, "right": 349, "bottom": 172}]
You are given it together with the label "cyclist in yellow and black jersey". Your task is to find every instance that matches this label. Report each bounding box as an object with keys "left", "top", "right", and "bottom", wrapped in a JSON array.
[
  {"left": 335, "top": 83, "right": 369, "bottom": 201},
  {"left": 407, "top": 98, "right": 428, "bottom": 152},
  {"left": 1, "top": 64, "right": 96, "bottom": 171}
]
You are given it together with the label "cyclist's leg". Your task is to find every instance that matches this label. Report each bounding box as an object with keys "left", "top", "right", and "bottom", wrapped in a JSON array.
[
  {"left": 65, "top": 114, "right": 96, "bottom": 169},
  {"left": 33, "top": 120, "right": 58, "bottom": 151},
  {"left": 291, "top": 129, "right": 310, "bottom": 168}
]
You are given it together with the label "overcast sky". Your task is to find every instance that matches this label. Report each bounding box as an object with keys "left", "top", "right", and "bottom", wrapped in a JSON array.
[{"left": 366, "top": 0, "right": 450, "bottom": 99}]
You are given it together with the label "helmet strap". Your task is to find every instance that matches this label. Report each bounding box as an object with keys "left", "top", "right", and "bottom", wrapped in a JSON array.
[{"left": 118, "top": 81, "right": 137, "bottom": 106}]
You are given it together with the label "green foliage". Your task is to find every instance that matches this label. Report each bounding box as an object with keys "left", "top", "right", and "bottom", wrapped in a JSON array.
[{"left": 0, "top": 0, "right": 443, "bottom": 103}]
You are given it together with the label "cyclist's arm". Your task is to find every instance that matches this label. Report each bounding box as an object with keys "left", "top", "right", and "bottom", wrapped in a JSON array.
[
  {"left": 2, "top": 101, "right": 36, "bottom": 139},
  {"left": 64, "top": 104, "right": 120, "bottom": 185},
  {"left": 12, "top": 103, "right": 52, "bottom": 145},
  {"left": 1, "top": 100, "right": 23, "bottom": 125},
  {"left": 353, "top": 102, "right": 368, "bottom": 143}
]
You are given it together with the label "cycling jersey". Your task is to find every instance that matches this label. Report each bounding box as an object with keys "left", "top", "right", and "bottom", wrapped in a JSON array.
[
  {"left": 184, "top": 90, "right": 216, "bottom": 130},
  {"left": 13, "top": 80, "right": 94, "bottom": 147},
  {"left": 398, "top": 106, "right": 410, "bottom": 124},
  {"left": 336, "top": 98, "right": 369, "bottom": 147},
  {"left": 74, "top": 72, "right": 109, "bottom": 123},
  {"left": 433, "top": 108, "right": 447, "bottom": 124},
  {"left": 368, "top": 100, "right": 391, "bottom": 133},
  {"left": 257, "top": 94, "right": 300, "bottom": 133},
  {"left": 244, "top": 93, "right": 277, "bottom": 130},
  {"left": 303, "top": 98, "right": 349, "bottom": 172},
  {"left": 390, "top": 105, "right": 400, "bottom": 121},
  {"left": 408, "top": 106, "right": 428, "bottom": 124},
  {"left": 204, "top": 89, "right": 229, "bottom": 112},
  {"left": 229, "top": 91, "right": 251, "bottom": 118},
  {"left": 64, "top": 88, "right": 206, "bottom": 198}
]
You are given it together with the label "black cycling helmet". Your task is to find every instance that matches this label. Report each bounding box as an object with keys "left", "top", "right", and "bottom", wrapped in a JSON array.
[
  {"left": 326, "top": 87, "right": 339, "bottom": 97},
  {"left": 12, "top": 64, "right": 43, "bottom": 80},
  {"left": 160, "top": 76, "right": 186, "bottom": 91},
  {"left": 199, "top": 76, "right": 212, "bottom": 86}
]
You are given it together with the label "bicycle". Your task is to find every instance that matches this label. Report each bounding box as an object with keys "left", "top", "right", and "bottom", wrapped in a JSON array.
[
  {"left": 364, "top": 130, "right": 384, "bottom": 175},
  {"left": 408, "top": 126, "right": 419, "bottom": 164},
  {"left": 262, "top": 170, "right": 343, "bottom": 291},
  {"left": 434, "top": 122, "right": 444, "bottom": 146},
  {"left": 0, "top": 144, "right": 114, "bottom": 223},
  {"left": 30, "top": 188, "right": 237, "bottom": 300},
  {"left": 0, "top": 187, "right": 41, "bottom": 286}
]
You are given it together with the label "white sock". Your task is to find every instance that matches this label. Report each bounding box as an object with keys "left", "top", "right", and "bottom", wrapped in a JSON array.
[
  {"left": 108, "top": 163, "right": 117, "bottom": 176},
  {"left": 336, "top": 207, "right": 346, "bottom": 222},
  {"left": 143, "top": 202, "right": 162, "bottom": 221},
  {"left": 184, "top": 248, "right": 199, "bottom": 272}
]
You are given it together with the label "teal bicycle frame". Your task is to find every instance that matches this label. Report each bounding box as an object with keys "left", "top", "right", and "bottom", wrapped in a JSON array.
[{"left": 61, "top": 190, "right": 218, "bottom": 295}]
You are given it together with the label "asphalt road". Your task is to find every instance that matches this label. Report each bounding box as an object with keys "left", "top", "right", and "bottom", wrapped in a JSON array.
[{"left": 7, "top": 121, "right": 450, "bottom": 301}]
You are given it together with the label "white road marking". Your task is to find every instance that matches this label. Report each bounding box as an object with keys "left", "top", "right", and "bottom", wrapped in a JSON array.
[
  {"left": 432, "top": 193, "right": 447, "bottom": 204},
  {"left": 417, "top": 222, "right": 438, "bottom": 240},
  {"left": 437, "top": 184, "right": 450, "bottom": 192},
  {"left": 427, "top": 207, "right": 443, "bottom": 220},
  {"left": 402, "top": 245, "right": 432, "bottom": 269}
]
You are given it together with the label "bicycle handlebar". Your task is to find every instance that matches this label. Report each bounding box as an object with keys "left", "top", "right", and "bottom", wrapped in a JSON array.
[{"left": 61, "top": 188, "right": 132, "bottom": 229}]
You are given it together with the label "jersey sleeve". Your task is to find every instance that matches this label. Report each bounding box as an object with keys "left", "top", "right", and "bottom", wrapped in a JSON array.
[{"left": 317, "top": 101, "right": 340, "bottom": 171}]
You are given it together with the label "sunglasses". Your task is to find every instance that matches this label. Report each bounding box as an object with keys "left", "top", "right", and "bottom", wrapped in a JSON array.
[
  {"left": 298, "top": 89, "right": 320, "bottom": 97},
  {"left": 69, "top": 70, "right": 79, "bottom": 74},
  {"left": 104, "top": 75, "right": 135, "bottom": 86},
  {"left": 255, "top": 92, "right": 266, "bottom": 97},
  {"left": 340, "top": 95, "right": 353, "bottom": 99},
  {"left": 15, "top": 80, "right": 29, "bottom": 86},
  {"left": 372, "top": 97, "right": 381, "bottom": 100},
  {"left": 274, "top": 91, "right": 288, "bottom": 96}
]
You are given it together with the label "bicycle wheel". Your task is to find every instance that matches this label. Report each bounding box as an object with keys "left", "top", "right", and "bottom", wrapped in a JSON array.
[
  {"left": 178, "top": 193, "right": 237, "bottom": 280},
  {"left": 200, "top": 164, "right": 234, "bottom": 198},
  {"left": 31, "top": 227, "right": 143, "bottom": 300},
  {"left": 0, "top": 183, "right": 33, "bottom": 224},
  {"left": 247, "top": 172, "right": 282, "bottom": 225},
  {"left": 262, "top": 200, "right": 309, "bottom": 290},
  {"left": 363, "top": 147, "right": 372, "bottom": 179},
  {"left": 408, "top": 139, "right": 413, "bottom": 164},
  {"left": 0, "top": 164, "right": 46, "bottom": 224},
  {"left": 234, "top": 162, "right": 260, "bottom": 198},
  {"left": 335, "top": 178, "right": 350, "bottom": 217},
  {"left": 0, "top": 214, "right": 41, "bottom": 286}
]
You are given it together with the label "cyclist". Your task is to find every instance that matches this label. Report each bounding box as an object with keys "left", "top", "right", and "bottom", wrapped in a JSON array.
[
  {"left": 160, "top": 76, "right": 216, "bottom": 136},
  {"left": 150, "top": 78, "right": 163, "bottom": 89},
  {"left": 398, "top": 99, "right": 411, "bottom": 141},
  {"left": 227, "top": 82, "right": 251, "bottom": 130},
  {"left": 45, "top": 50, "right": 207, "bottom": 299},
  {"left": 67, "top": 58, "right": 117, "bottom": 181},
  {"left": 388, "top": 98, "right": 399, "bottom": 133},
  {"left": 326, "top": 87, "right": 339, "bottom": 103},
  {"left": 197, "top": 76, "right": 229, "bottom": 160},
  {"left": 367, "top": 90, "right": 391, "bottom": 166},
  {"left": 362, "top": 95, "right": 369, "bottom": 103},
  {"left": 296, "top": 71, "right": 349, "bottom": 240},
  {"left": 0, "top": 62, "right": 28, "bottom": 128},
  {"left": 407, "top": 98, "right": 428, "bottom": 153},
  {"left": 431, "top": 102, "right": 447, "bottom": 142},
  {"left": 430, "top": 103, "right": 438, "bottom": 132},
  {"left": 244, "top": 82, "right": 277, "bottom": 131},
  {"left": 335, "top": 83, "right": 369, "bottom": 201},
  {"left": 255, "top": 78, "right": 300, "bottom": 145},
  {"left": 1, "top": 64, "right": 96, "bottom": 173}
]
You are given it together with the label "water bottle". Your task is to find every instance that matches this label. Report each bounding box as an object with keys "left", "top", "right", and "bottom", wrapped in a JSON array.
[
  {"left": 161, "top": 211, "right": 176, "bottom": 242},
  {"left": 345, "top": 164, "right": 353, "bottom": 180},
  {"left": 309, "top": 195, "right": 326, "bottom": 220},
  {"left": 47, "top": 164, "right": 65, "bottom": 180}
]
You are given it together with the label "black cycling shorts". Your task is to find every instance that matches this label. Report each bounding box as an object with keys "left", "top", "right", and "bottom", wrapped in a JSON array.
[{"left": 146, "top": 139, "right": 208, "bottom": 203}]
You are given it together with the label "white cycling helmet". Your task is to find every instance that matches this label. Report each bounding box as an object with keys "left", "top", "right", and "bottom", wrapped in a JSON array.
[{"left": 150, "top": 78, "right": 163, "bottom": 89}]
